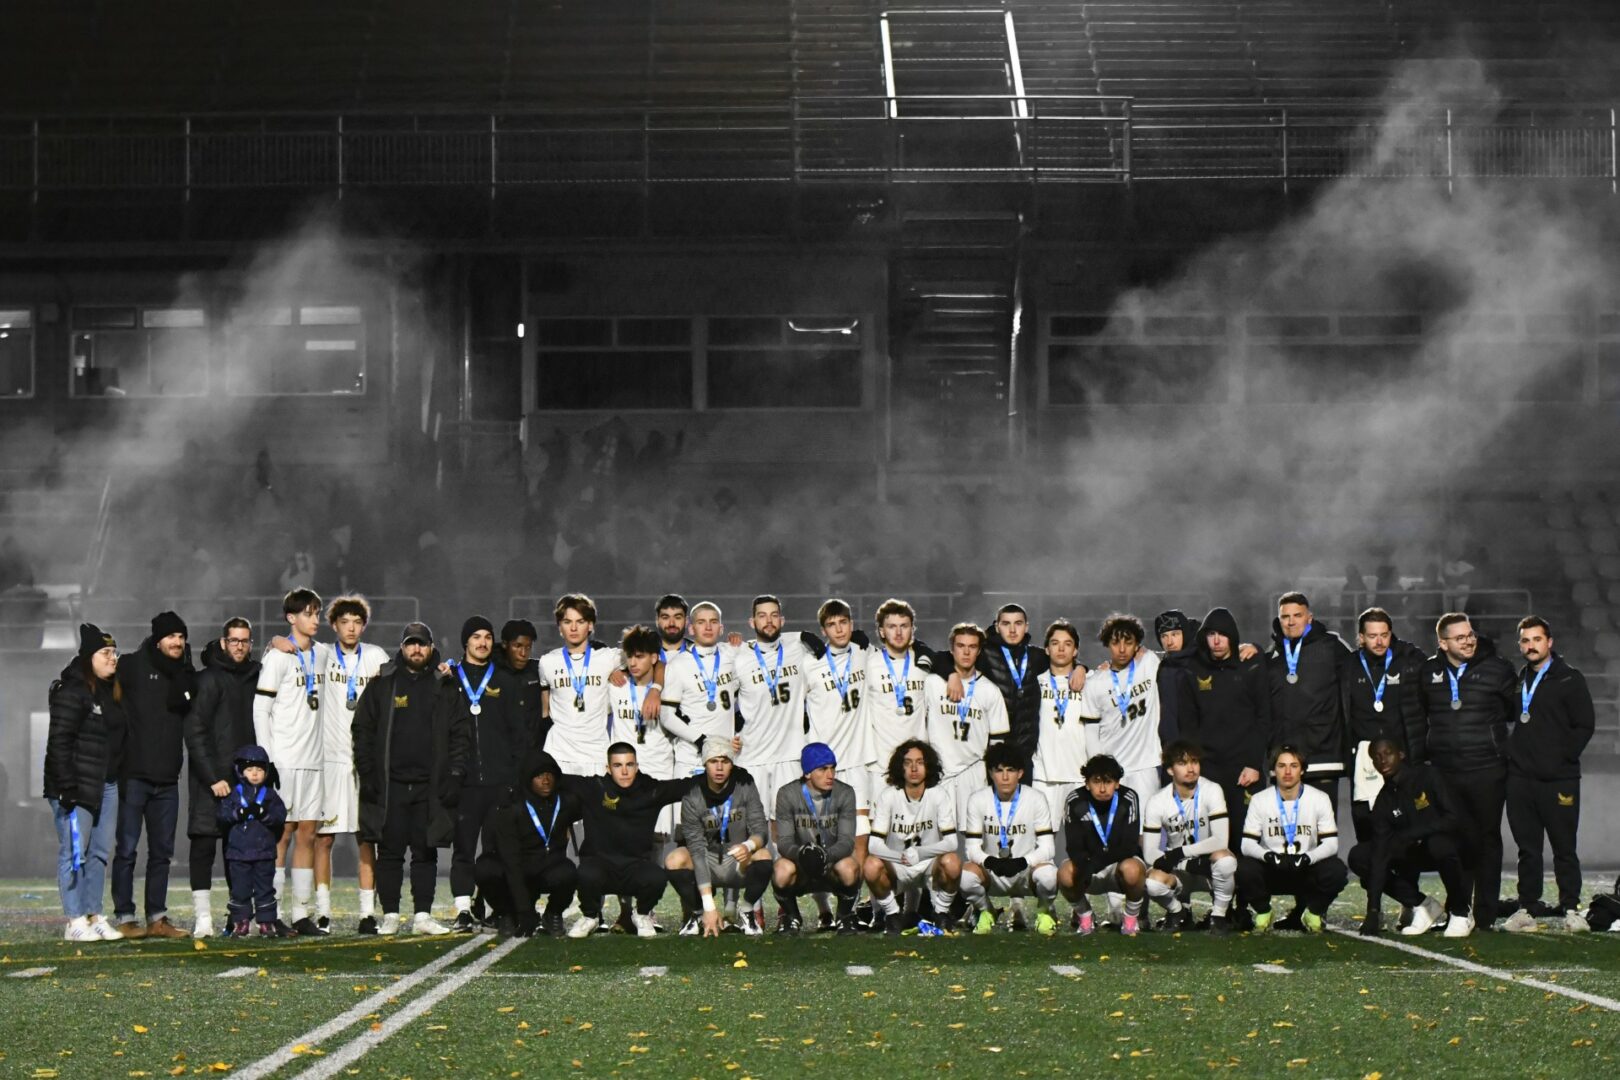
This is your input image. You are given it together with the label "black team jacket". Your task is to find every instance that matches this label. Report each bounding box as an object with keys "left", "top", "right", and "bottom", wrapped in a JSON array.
[
  {"left": 182, "top": 639, "right": 262, "bottom": 836},
  {"left": 559, "top": 770, "right": 696, "bottom": 862},
  {"left": 1416, "top": 636, "right": 1515, "bottom": 775},
  {"left": 480, "top": 751, "right": 583, "bottom": 912},
  {"left": 352, "top": 648, "right": 460, "bottom": 846},
  {"left": 1063, "top": 784, "right": 1143, "bottom": 872},
  {"left": 1266, "top": 619, "right": 1351, "bottom": 780},
  {"left": 1360, "top": 762, "right": 1463, "bottom": 912},
  {"left": 1338, "top": 637, "right": 1428, "bottom": 761},
  {"left": 1509, "top": 654, "right": 1595, "bottom": 782}
]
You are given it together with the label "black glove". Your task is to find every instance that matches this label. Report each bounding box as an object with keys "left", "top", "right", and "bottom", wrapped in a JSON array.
[
  {"left": 799, "top": 631, "right": 827, "bottom": 660},
  {"left": 1288, "top": 852, "right": 1312, "bottom": 871},
  {"left": 850, "top": 628, "right": 871, "bottom": 649},
  {"left": 440, "top": 772, "right": 464, "bottom": 810},
  {"left": 694, "top": 734, "right": 707, "bottom": 755},
  {"left": 1263, "top": 850, "right": 1284, "bottom": 867},
  {"left": 1359, "top": 911, "right": 1383, "bottom": 937},
  {"left": 796, "top": 844, "right": 826, "bottom": 882},
  {"left": 983, "top": 856, "right": 1028, "bottom": 877},
  {"left": 1153, "top": 846, "right": 1185, "bottom": 872}
]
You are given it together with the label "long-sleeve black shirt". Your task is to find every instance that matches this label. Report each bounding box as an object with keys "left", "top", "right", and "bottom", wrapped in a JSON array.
[{"left": 558, "top": 771, "right": 695, "bottom": 861}]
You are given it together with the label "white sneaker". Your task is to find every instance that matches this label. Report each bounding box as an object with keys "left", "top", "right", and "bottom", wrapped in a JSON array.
[
  {"left": 632, "top": 912, "right": 658, "bottom": 939},
  {"left": 64, "top": 916, "right": 95, "bottom": 942},
  {"left": 1442, "top": 912, "right": 1474, "bottom": 938},
  {"left": 87, "top": 915, "right": 123, "bottom": 941},
  {"left": 1564, "top": 910, "right": 1590, "bottom": 933},
  {"left": 379, "top": 913, "right": 401, "bottom": 935},
  {"left": 412, "top": 913, "right": 451, "bottom": 936},
  {"left": 193, "top": 915, "right": 215, "bottom": 939},
  {"left": 568, "top": 915, "right": 600, "bottom": 939},
  {"left": 1401, "top": 896, "right": 1444, "bottom": 936},
  {"left": 1503, "top": 909, "right": 1538, "bottom": 933}
]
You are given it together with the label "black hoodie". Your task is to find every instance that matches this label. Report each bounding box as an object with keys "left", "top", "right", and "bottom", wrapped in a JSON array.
[
  {"left": 116, "top": 634, "right": 199, "bottom": 784},
  {"left": 1266, "top": 618, "right": 1351, "bottom": 780},
  {"left": 1361, "top": 762, "right": 1463, "bottom": 913},
  {"left": 183, "top": 639, "right": 263, "bottom": 836},
  {"left": 351, "top": 648, "right": 459, "bottom": 847},
  {"left": 1416, "top": 635, "right": 1516, "bottom": 774},
  {"left": 1508, "top": 654, "right": 1594, "bottom": 781},
  {"left": 1162, "top": 607, "right": 1272, "bottom": 787},
  {"left": 480, "top": 750, "right": 583, "bottom": 914}
]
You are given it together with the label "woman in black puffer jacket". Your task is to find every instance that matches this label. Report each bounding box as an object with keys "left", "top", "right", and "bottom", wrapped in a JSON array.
[{"left": 44, "top": 623, "right": 129, "bottom": 942}]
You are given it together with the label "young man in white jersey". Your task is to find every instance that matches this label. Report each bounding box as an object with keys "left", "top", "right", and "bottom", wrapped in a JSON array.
[
  {"left": 863, "top": 599, "right": 933, "bottom": 800},
  {"left": 959, "top": 742, "right": 1059, "bottom": 935},
  {"left": 733, "top": 595, "right": 810, "bottom": 834},
  {"left": 538, "top": 594, "right": 655, "bottom": 779},
  {"left": 923, "top": 623, "right": 1010, "bottom": 828},
  {"left": 610, "top": 626, "right": 678, "bottom": 839},
  {"left": 1077, "top": 614, "right": 1165, "bottom": 800},
  {"left": 864, "top": 739, "right": 961, "bottom": 934},
  {"left": 655, "top": 594, "right": 695, "bottom": 664},
  {"left": 1143, "top": 739, "right": 1238, "bottom": 935},
  {"left": 1034, "top": 619, "right": 1088, "bottom": 829},
  {"left": 660, "top": 601, "right": 743, "bottom": 777},
  {"left": 253, "top": 588, "right": 331, "bottom": 932},
  {"left": 1238, "top": 744, "right": 1349, "bottom": 933}
]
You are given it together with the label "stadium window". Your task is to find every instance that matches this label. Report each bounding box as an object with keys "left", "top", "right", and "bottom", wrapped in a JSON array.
[
  {"left": 70, "top": 306, "right": 208, "bottom": 397},
  {"left": 536, "top": 317, "right": 694, "bottom": 410},
  {"left": 227, "top": 304, "right": 367, "bottom": 396},
  {"left": 707, "top": 315, "right": 863, "bottom": 408},
  {"left": 0, "top": 308, "right": 34, "bottom": 397}
]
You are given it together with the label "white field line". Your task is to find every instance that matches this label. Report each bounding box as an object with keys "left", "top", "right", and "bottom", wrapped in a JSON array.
[
  {"left": 294, "top": 936, "right": 526, "bottom": 1080},
  {"left": 1380, "top": 965, "right": 1597, "bottom": 975},
  {"left": 231, "top": 935, "right": 487, "bottom": 1079},
  {"left": 639, "top": 965, "right": 667, "bottom": 977},
  {"left": 1253, "top": 963, "right": 1293, "bottom": 974},
  {"left": 845, "top": 965, "right": 874, "bottom": 976},
  {"left": 7, "top": 966, "right": 55, "bottom": 978},
  {"left": 1332, "top": 927, "right": 1620, "bottom": 1013},
  {"left": 1049, "top": 965, "right": 1082, "bottom": 977},
  {"left": 216, "top": 965, "right": 259, "bottom": 978}
]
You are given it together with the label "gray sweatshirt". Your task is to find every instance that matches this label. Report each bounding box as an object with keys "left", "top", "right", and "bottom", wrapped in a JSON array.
[
  {"left": 680, "top": 773, "right": 769, "bottom": 889},
  {"left": 773, "top": 777, "right": 857, "bottom": 864}
]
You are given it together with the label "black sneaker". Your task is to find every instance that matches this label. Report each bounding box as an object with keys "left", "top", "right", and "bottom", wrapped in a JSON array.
[
  {"left": 263, "top": 919, "right": 299, "bottom": 938},
  {"left": 1525, "top": 899, "right": 1561, "bottom": 918},
  {"left": 836, "top": 913, "right": 859, "bottom": 936},
  {"left": 775, "top": 909, "right": 802, "bottom": 935},
  {"left": 678, "top": 914, "right": 703, "bottom": 937},
  {"left": 883, "top": 912, "right": 905, "bottom": 936},
  {"left": 816, "top": 910, "right": 835, "bottom": 933},
  {"left": 1208, "top": 914, "right": 1233, "bottom": 937},
  {"left": 1162, "top": 908, "right": 1192, "bottom": 932},
  {"left": 854, "top": 902, "right": 876, "bottom": 931},
  {"left": 291, "top": 916, "right": 320, "bottom": 936},
  {"left": 495, "top": 915, "right": 518, "bottom": 938},
  {"left": 614, "top": 906, "right": 636, "bottom": 934},
  {"left": 544, "top": 913, "right": 566, "bottom": 938},
  {"left": 314, "top": 915, "right": 333, "bottom": 936},
  {"left": 356, "top": 916, "right": 379, "bottom": 935},
  {"left": 451, "top": 911, "right": 477, "bottom": 934}
]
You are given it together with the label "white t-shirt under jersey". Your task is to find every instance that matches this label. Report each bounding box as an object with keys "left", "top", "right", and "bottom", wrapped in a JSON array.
[
  {"left": 1142, "top": 776, "right": 1230, "bottom": 858},
  {"left": 538, "top": 643, "right": 622, "bottom": 767},
  {"left": 863, "top": 646, "right": 930, "bottom": 776},
  {"left": 661, "top": 643, "right": 741, "bottom": 766},
  {"left": 254, "top": 640, "right": 331, "bottom": 771},
  {"left": 1034, "top": 669, "right": 1088, "bottom": 784},
  {"left": 1077, "top": 648, "right": 1163, "bottom": 775},
  {"left": 733, "top": 636, "right": 810, "bottom": 768},
  {"left": 923, "top": 672, "right": 1010, "bottom": 780},
  {"left": 609, "top": 676, "right": 675, "bottom": 779},
  {"left": 804, "top": 641, "right": 873, "bottom": 769},
  {"left": 963, "top": 785, "right": 1055, "bottom": 865},
  {"left": 1241, "top": 784, "right": 1340, "bottom": 860},
  {"left": 321, "top": 641, "right": 388, "bottom": 765}
]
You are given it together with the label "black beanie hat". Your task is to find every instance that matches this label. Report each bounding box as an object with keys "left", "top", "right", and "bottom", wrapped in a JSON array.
[
  {"left": 1154, "top": 610, "right": 1191, "bottom": 637},
  {"left": 501, "top": 618, "right": 539, "bottom": 643},
  {"left": 151, "top": 609, "right": 188, "bottom": 641},
  {"left": 78, "top": 622, "right": 116, "bottom": 660},
  {"left": 461, "top": 615, "right": 495, "bottom": 647}
]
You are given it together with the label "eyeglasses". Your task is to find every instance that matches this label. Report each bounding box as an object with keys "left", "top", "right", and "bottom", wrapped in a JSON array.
[
  {"left": 1445, "top": 632, "right": 1477, "bottom": 643},
  {"left": 225, "top": 637, "right": 254, "bottom": 646}
]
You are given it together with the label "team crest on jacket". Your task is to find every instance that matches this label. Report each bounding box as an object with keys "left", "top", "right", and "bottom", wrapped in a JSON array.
[
  {"left": 602, "top": 792, "right": 620, "bottom": 810},
  {"left": 1413, "top": 791, "right": 1429, "bottom": 810},
  {"left": 1558, "top": 792, "right": 1575, "bottom": 807},
  {"left": 1197, "top": 677, "right": 1213, "bottom": 691},
  {"left": 1431, "top": 672, "right": 1445, "bottom": 683},
  {"left": 393, "top": 695, "right": 409, "bottom": 707}
]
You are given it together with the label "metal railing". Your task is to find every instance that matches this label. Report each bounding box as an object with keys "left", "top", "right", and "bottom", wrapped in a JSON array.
[{"left": 69, "top": 594, "right": 421, "bottom": 648}]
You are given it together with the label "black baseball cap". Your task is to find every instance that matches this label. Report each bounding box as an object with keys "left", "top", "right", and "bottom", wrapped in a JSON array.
[{"left": 400, "top": 621, "right": 434, "bottom": 646}]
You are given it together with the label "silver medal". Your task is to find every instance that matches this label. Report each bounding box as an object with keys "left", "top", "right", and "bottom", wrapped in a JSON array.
[
  {"left": 469, "top": 703, "right": 482, "bottom": 716},
  {"left": 1519, "top": 710, "right": 1531, "bottom": 723},
  {"left": 1286, "top": 673, "right": 1299, "bottom": 685},
  {"left": 1372, "top": 700, "right": 1384, "bottom": 713},
  {"left": 998, "top": 843, "right": 1012, "bottom": 858},
  {"left": 707, "top": 700, "right": 717, "bottom": 712},
  {"left": 1450, "top": 699, "right": 1462, "bottom": 711},
  {"left": 346, "top": 699, "right": 358, "bottom": 712}
]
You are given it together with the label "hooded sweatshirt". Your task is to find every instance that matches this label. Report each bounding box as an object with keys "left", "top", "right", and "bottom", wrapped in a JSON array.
[
  {"left": 217, "top": 745, "right": 287, "bottom": 862},
  {"left": 678, "top": 766, "right": 768, "bottom": 889},
  {"left": 481, "top": 750, "right": 584, "bottom": 912},
  {"left": 1163, "top": 608, "right": 1272, "bottom": 787}
]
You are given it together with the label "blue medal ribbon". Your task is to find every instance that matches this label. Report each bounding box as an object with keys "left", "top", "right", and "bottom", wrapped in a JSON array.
[
  {"left": 526, "top": 798, "right": 561, "bottom": 847},
  {"left": 995, "top": 785, "right": 1021, "bottom": 853},
  {"left": 291, "top": 635, "right": 318, "bottom": 701},
  {"left": 1283, "top": 624, "right": 1310, "bottom": 682},
  {"left": 1046, "top": 672, "right": 1071, "bottom": 725},
  {"left": 333, "top": 642, "right": 361, "bottom": 704},
  {"left": 454, "top": 660, "right": 494, "bottom": 713},
  {"left": 881, "top": 648, "right": 911, "bottom": 711},
  {"left": 659, "top": 640, "right": 693, "bottom": 664},
  {"left": 1446, "top": 661, "right": 1469, "bottom": 709},
  {"left": 1000, "top": 645, "right": 1028, "bottom": 692},
  {"left": 1090, "top": 791, "right": 1120, "bottom": 846},
  {"left": 1359, "top": 649, "right": 1392, "bottom": 711},
  {"left": 625, "top": 676, "right": 644, "bottom": 739},
  {"left": 68, "top": 809, "right": 84, "bottom": 872},
  {"left": 562, "top": 643, "right": 593, "bottom": 704},
  {"left": 956, "top": 674, "right": 980, "bottom": 738},
  {"left": 1276, "top": 787, "right": 1300, "bottom": 851},
  {"left": 826, "top": 647, "right": 852, "bottom": 708},
  {"left": 700, "top": 647, "right": 722, "bottom": 708},
  {"left": 1110, "top": 658, "right": 1137, "bottom": 717},
  {"left": 716, "top": 796, "right": 734, "bottom": 844},
  {"left": 752, "top": 641, "right": 784, "bottom": 704},
  {"left": 800, "top": 783, "right": 832, "bottom": 846},
  {"left": 1520, "top": 659, "right": 1552, "bottom": 720},
  {"left": 1172, "top": 784, "right": 1201, "bottom": 843}
]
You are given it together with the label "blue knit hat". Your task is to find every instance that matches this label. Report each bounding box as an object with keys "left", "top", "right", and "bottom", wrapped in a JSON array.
[{"left": 800, "top": 742, "right": 837, "bottom": 775}]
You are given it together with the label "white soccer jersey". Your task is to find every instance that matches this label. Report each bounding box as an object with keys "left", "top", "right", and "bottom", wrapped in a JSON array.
[
  {"left": 804, "top": 642, "right": 873, "bottom": 768},
  {"left": 1142, "top": 777, "right": 1230, "bottom": 857},
  {"left": 963, "top": 785, "right": 1055, "bottom": 865},
  {"left": 1033, "top": 669, "right": 1087, "bottom": 784},
  {"left": 254, "top": 641, "right": 331, "bottom": 771},
  {"left": 869, "top": 784, "right": 958, "bottom": 863},
  {"left": 734, "top": 636, "right": 810, "bottom": 768},
  {"left": 1241, "top": 784, "right": 1339, "bottom": 858},
  {"left": 321, "top": 641, "right": 388, "bottom": 764},
  {"left": 538, "top": 643, "right": 623, "bottom": 766},
  {"left": 661, "top": 643, "right": 741, "bottom": 765},
  {"left": 609, "top": 676, "right": 675, "bottom": 778},
  {"left": 923, "top": 672, "right": 1010, "bottom": 780},
  {"left": 1077, "top": 648, "right": 1163, "bottom": 775},
  {"left": 863, "top": 646, "right": 930, "bottom": 775}
]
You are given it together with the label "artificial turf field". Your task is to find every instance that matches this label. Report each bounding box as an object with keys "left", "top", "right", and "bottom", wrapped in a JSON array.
[{"left": 2, "top": 878, "right": 1617, "bottom": 1079}]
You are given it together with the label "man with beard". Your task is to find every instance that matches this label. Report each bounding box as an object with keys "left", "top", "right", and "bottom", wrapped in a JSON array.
[
  {"left": 655, "top": 594, "right": 695, "bottom": 663},
  {"left": 1266, "top": 593, "right": 1352, "bottom": 801},
  {"left": 1416, "top": 612, "right": 1516, "bottom": 933},
  {"left": 112, "top": 610, "right": 197, "bottom": 938},
  {"left": 733, "top": 595, "right": 810, "bottom": 838},
  {"left": 1339, "top": 607, "right": 1428, "bottom": 843},
  {"left": 352, "top": 622, "right": 460, "bottom": 935},
  {"left": 862, "top": 599, "right": 935, "bottom": 802},
  {"left": 182, "top": 618, "right": 260, "bottom": 938},
  {"left": 475, "top": 750, "right": 582, "bottom": 938}
]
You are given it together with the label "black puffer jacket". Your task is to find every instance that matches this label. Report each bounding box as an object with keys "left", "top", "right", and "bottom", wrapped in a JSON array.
[
  {"left": 974, "top": 630, "right": 1049, "bottom": 765},
  {"left": 1508, "top": 654, "right": 1595, "bottom": 781},
  {"left": 1266, "top": 619, "right": 1350, "bottom": 777},
  {"left": 44, "top": 658, "right": 128, "bottom": 822},
  {"left": 1338, "top": 638, "right": 1428, "bottom": 760},
  {"left": 116, "top": 635, "right": 198, "bottom": 783},
  {"left": 1417, "top": 636, "right": 1516, "bottom": 774},
  {"left": 1164, "top": 607, "right": 1272, "bottom": 787},
  {"left": 182, "top": 639, "right": 262, "bottom": 836}
]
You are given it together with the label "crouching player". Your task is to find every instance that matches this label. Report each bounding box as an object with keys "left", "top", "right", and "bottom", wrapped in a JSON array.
[
  {"left": 1058, "top": 754, "right": 1147, "bottom": 936},
  {"left": 960, "top": 742, "right": 1059, "bottom": 935},
  {"left": 667, "top": 748, "right": 773, "bottom": 937},
  {"left": 1143, "top": 740, "right": 1239, "bottom": 935},
  {"left": 474, "top": 751, "right": 581, "bottom": 938},
  {"left": 1238, "top": 744, "right": 1349, "bottom": 933},
  {"left": 864, "top": 739, "right": 962, "bottom": 935},
  {"left": 773, "top": 742, "right": 861, "bottom": 934}
]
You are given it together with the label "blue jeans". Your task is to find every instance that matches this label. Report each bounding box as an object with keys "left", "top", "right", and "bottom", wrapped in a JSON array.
[
  {"left": 52, "top": 783, "right": 119, "bottom": 920},
  {"left": 111, "top": 779, "right": 179, "bottom": 923}
]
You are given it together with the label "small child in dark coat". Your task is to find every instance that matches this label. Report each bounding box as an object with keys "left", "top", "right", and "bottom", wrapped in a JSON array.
[{"left": 217, "top": 744, "right": 290, "bottom": 937}]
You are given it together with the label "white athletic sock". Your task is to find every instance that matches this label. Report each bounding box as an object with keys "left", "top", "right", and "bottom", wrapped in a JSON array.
[
  {"left": 876, "top": 893, "right": 900, "bottom": 916},
  {"left": 1124, "top": 896, "right": 1144, "bottom": 918},
  {"left": 1146, "top": 877, "right": 1181, "bottom": 912},
  {"left": 192, "top": 889, "right": 212, "bottom": 919},
  {"left": 274, "top": 866, "right": 286, "bottom": 896},
  {"left": 929, "top": 887, "right": 955, "bottom": 918},
  {"left": 454, "top": 894, "right": 473, "bottom": 914},
  {"left": 358, "top": 889, "right": 376, "bottom": 918},
  {"left": 315, "top": 883, "right": 332, "bottom": 918},
  {"left": 1032, "top": 865, "right": 1058, "bottom": 903},
  {"left": 958, "top": 869, "right": 987, "bottom": 909},
  {"left": 290, "top": 868, "right": 314, "bottom": 922},
  {"left": 1211, "top": 855, "right": 1238, "bottom": 917}
]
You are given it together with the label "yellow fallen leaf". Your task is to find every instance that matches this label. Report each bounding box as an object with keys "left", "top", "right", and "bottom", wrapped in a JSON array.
[
  {"left": 982, "top": 990, "right": 995, "bottom": 999},
  {"left": 1109, "top": 1011, "right": 1124, "bottom": 1018},
  {"left": 426, "top": 1024, "right": 447, "bottom": 1031},
  {"left": 725, "top": 1065, "right": 741, "bottom": 1072},
  {"left": 497, "top": 1006, "right": 515, "bottom": 1014},
  {"left": 862, "top": 991, "right": 877, "bottom": 999},
  {"left": 1119, "top": 993, "right": 1133, "bottom": 1000},
  {"left": 168, "top": 1068, "right": 186, "bottom": 1077},
  {"left": 733, "top": 959, "right": 749, "bottom": 969},
  {"left": 517, "top": 1021, "right": 530, "bottom": 1030},
  {"left": 948, "top": 984, "right": 966, "bottom": 993},
  {"left": 948, "top": 1023, "right": 966, "bottom": 1030},
  {"left": 569, "top": 965, "right": 583, "bottom": 972},
  {"left": 802, "top": 1038, "right": 816, "bottom": 1046},
  {"left": 577, "top": 1022, "right": 593, "bottom": 1031},
  {"left": 192, "top": 939, "right": 207, "bottom": 951},
  {"left": 1363, "top": 1073, "right": 1383, "bottom": 1080},
  {"left": 1448, "top": 1038, "right": 1461, "bottom": 1047},
  {"left": 1273, "top": 1022, "right": 1295, "bottom": 1029},
  {"left": 132, "top": 1026, "right": 150, "bottom": 1034},
  {"left": 629, "top": 1046, "right": 649, "bottom": 1053},
  {"left": 1287, "top": 1060, "right": 1310, "bottom": 1069}
]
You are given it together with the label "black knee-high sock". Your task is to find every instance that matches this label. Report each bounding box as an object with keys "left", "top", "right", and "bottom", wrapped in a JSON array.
[
  {"left": 835, "top": 882, "right": 858, "bottom": 919},
  {"left": 669, "top": 869, "right": 700, "bottom": 916},
  {"left": 744, "top": 861, "right": 773, "bottom": 906}
]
